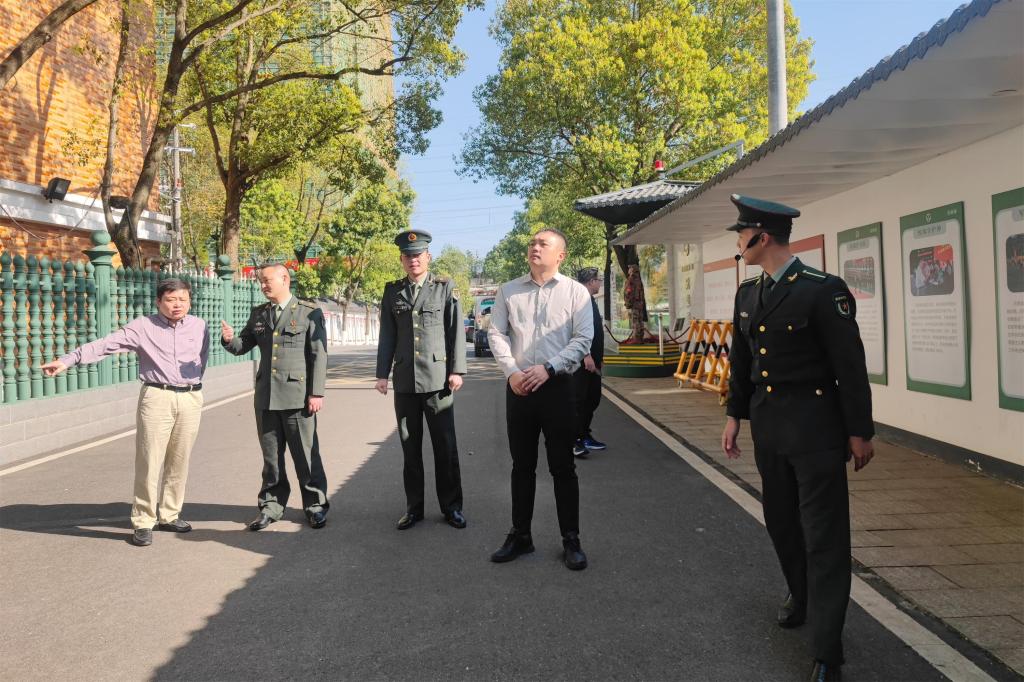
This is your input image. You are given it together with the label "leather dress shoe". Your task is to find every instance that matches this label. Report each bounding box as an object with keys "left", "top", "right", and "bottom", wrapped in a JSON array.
[
  {"left": 131, "top": 528, "right": 153, "bottom": 546},
  {"left": 444, "top": 509, "right": 467, "bottom": 529},
  {"left": 562, "top": 532, "right": 588, "bottom": 570},
  {"left": 308, "top": 510, "right": 327, "bottom": 529},
  {"left": 810, "top": 660, "right": 841, "bottom": 682},
  {"left": 158, "top": 519, "right": 192, "bottom": 533},
  {"left": 396, "top": 512, "right": 423, "bottom": 530},
  {"left": 248, "top": 512, "right": 276, "bottom": 531},
  {"left": 490, "top": 529, "right": 534, "bottom": 563},
  {"left": 778, "top": 593, "right": 807, "bottom": 628}
]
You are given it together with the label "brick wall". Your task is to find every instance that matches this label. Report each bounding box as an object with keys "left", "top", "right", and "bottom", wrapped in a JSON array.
[
  {"left": 0, "top": 0, "right": 159, "bottom": 210},
  {"left": 0, "top": 219, "right": 162, "bottom": 267}
]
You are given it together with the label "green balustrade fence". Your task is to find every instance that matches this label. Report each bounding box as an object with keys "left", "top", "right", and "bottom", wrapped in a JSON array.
[{"left": 0, "top": 232, "right": 261, "bottom": 404}]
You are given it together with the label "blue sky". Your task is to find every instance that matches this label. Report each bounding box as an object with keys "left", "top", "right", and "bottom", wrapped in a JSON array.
[{"left": 401, "top": 0, "right": 967, "bottom": 257}]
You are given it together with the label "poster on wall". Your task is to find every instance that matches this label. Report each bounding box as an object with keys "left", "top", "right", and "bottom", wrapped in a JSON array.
[
  {"left": 900, "top": 202, "right": 970, "bottom": 400},
  {"left": 993, "top": 187, "right": 1024, "bottom": 411},
  {"left": 673, "top": 243, "right": 704, "bottom": 323},
  {"left": 837, "top": 223, "right": 887, "bottom": 384},
  {"left": 703, "top": 258, "right": 738, "bottom": 321},
  {"left": 743, "top": 235, "right": 825, "bottom": 279}
]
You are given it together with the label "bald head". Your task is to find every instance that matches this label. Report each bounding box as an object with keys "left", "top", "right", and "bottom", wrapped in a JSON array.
[{"left": 257, "top": 263, "right": 291, "bottom": 303}]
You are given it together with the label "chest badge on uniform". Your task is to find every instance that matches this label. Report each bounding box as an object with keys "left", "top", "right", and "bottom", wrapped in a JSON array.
[
  {"left": 833, "top": 293, "right": 852, "bottom": 318},
  {"left": 740, "top": 311, "right": 749, "bottom": 318}
]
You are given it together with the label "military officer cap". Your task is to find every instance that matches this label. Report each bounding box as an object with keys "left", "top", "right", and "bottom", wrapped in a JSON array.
[
  {"left": 727, "top": 194, "right": 801, "bottom": 236},
  {"left": 577, "top": 267, "right": 600, "bottom": 283},
  {"left": 394, "top": 229, "right": 432, "bottom": 254}
]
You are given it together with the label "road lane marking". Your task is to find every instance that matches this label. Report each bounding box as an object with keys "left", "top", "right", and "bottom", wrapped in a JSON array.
[
  {"left": 0, "top": 390, "right": 255, "bottom": 478},
  {"left": 604, "top": 390, "right": 994, "bottom": 682}
]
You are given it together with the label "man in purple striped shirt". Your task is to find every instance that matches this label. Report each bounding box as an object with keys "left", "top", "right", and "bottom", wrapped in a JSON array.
[{"left": 42, "top": 278, "right": 210, "bottom": 547}]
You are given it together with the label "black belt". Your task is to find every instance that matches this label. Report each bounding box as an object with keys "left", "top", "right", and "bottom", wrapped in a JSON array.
[{"left": 144, "top": 382, "right": 202, "bottom": 393}]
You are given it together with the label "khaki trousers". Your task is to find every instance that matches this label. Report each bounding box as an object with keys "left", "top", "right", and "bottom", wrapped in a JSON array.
[{"left": 131, "top": 386, "right": 204, "bottom": 529}]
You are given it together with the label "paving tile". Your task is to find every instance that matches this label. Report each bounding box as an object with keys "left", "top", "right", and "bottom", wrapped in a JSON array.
[
  {"left": 897, "top": 511, "right": 1011, "bottom": 529},
  {"left": 851, "top": 530, "right": 892, "bottom": 547},
  {"left": 852, "top": 545, "right": 975, "bottom": 567},
  {"left": 912, "top": 497, "right": 1019, "bottom": 513},
  {"left": 850, "top": 514, "right": 911, "bottom": 531},
  {"left": 904, "top": 587, "right": 1024, "bottom": 620},
  {"left": 934, "top": 563, "right": 1024, "bottom": 588},
  {"left": 992, "top": 510, "right": 1024, "bottom": 526},
  {"left": 956, "top": 544, "right": 1024, "bottom": 564},
  {"left": 945, "top": 616, "right": 1024, "bottom": 649},
  {"left": 849, "top": 498, "right": 929, "bottom": 515},
  {"left": 980, "top": 526, "right": 1024, "bottom": 543},
  {"left": 870, "top": 527, "right": 998, "bottom": 547},
  {"left": 991, "top": 648, "right": 1024, "bottom": 677},
  {"left": 873, "top": 566, "right": 958, "bottom": 590}
]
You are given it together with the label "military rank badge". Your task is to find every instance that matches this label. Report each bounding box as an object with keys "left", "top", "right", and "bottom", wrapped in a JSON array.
[{"left": 833, "top": 293, "right": 852, "bottom": 318}]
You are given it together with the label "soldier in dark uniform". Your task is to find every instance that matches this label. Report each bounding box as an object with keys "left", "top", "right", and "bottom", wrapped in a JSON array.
[
  {"left": 221, "top": 263, "right": 330, "bottom": 531},
  {"left": 375, "top": 229, "right": 468, "bottom": 531},
  {"left": 720, "top": 195, "right": 874, "bottom": 682}
]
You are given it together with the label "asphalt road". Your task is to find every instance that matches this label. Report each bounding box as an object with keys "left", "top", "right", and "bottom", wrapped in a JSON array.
[{"left": 0, "top": 346, "right": 946, "bottom": 681}]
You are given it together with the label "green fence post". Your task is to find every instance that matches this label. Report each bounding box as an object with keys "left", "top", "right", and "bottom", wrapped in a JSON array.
[
  {"left": 84, "top": 262, "right": 98, "bottom": 388},
  {"left": 51, "top": 259, "right": 67, "bottom": 395},
  {"left": 64, "top": 261, "right": 78, "bottom": 392},
  {"left": 40, "top": 256, "right": 55, "bottom": 397},
  {"left": 14, "top": 255, "right": 30, "bottom": 400},
  {"left": 217, "top": 256, "right": 234, "bottom": 366},
  {"left": 27, "top": 255, "right": 44, "bottom": 398},
  {"left": 84, "top": 231, "right": 116, "bottom": 387},
  {"left": 1, "top": 252, "right": 15, "bottom": 403}
]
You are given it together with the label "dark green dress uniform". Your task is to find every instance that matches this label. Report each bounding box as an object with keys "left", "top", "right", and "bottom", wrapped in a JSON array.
[
  {"left": 223, "top": 297, "right": 329, "bottom": 521},
  {"left": 376, "top": 231, "right": 467, "bottom": 518},
  {"left": 725, "top": 195, "right": 873, "bottom": 667}
]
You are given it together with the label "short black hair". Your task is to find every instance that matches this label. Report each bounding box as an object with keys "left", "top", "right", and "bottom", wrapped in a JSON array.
[
  {"left": 533, "top": 228, "right": 568, "bottom": 251},
  {"left": 156, "top": 278, "right": 191, "bottom": 300}
]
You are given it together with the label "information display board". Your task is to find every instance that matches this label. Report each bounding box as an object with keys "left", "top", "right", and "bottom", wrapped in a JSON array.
[
  {"left": 899, "top": 202, "right": 970, "bottom": 399},
  {"left": 993, "top": 187, "right": 1024, "bottom": 411},
  {"left": 703, "top": 258, "right": 738, "bottom": 321},
  {"left": 837, "top": 223, "right": 887, "bottom": 384}
]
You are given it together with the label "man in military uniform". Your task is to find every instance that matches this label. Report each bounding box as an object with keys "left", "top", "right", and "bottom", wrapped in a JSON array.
[
  {"left": 375, "top": 229, "right": 467, "bottom": 531},
  {"left": 221, "top": 263, "right": 330, "bottom": 531},
  {"left": 720, "top": 195, "right": 874, "bottom": 682}
]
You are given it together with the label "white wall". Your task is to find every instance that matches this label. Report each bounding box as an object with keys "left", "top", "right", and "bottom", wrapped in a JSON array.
[{"left": 702, "top": 125, "right": 1024, "bottom": 466}]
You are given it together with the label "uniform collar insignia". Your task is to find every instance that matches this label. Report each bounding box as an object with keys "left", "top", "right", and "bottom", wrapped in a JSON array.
[
  {"left": 740, "top": 311, "right": 749, "bottom": 318},
  {"left": 787, "top": 273, "right": 798, "bottom": 282}
]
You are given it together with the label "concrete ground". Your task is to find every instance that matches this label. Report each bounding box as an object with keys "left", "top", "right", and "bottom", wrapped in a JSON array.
[
  {"left": 604, "top": 375, "right": 1024, "bottom": 679},
  {"left": 0, "top": 346, "right": 1015, "bottom": 681}
]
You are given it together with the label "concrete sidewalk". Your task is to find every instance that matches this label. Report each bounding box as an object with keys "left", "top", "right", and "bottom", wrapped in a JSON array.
[{"left": 603, "top": 375, "right": 1024, "bottom": 677}]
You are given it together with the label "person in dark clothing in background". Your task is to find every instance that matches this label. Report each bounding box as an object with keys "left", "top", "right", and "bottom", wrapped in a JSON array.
[{"left": 573, "top": 267, "right": 606, "bottom": 458}]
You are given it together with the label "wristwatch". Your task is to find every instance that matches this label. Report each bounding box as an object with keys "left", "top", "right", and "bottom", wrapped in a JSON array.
[{"left": 543, "top": 362, "right": 556, "bottom": 378}]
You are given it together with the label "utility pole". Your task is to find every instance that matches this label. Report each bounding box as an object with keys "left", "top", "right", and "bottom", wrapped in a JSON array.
[
  {"left": 165, "top": 124, "right": 195, "bottom": 272},
  {"left": 767, "top": 0, "right": 788, "bottom": 135}
]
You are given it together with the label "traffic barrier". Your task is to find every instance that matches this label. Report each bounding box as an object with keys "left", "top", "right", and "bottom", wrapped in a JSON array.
[{"left": 673, "top": 319, "right": 733, "bottom": 402}]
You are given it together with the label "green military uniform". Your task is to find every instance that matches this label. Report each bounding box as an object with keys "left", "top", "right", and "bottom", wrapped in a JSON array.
[
  {"left": 223, "top": 296, "right": 329, "bottom": 521},
  {"left": 725, "top": 195, "right": 873, "bottom": 669},
  {"left": 376, "top": 230, "right": 467, "bottom": 519}
]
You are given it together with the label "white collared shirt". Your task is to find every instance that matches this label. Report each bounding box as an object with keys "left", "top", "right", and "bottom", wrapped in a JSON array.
[{"left": 488, "top": 272, "right": 594, "bottom": 377}]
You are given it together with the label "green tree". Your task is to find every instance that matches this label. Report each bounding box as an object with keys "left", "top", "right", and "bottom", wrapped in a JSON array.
[
  {"left": 430, "top": 246, "right": 476, "bottom": 298},
  {"left": 238, "top": 179, "right": 306, "bottom": 265}
]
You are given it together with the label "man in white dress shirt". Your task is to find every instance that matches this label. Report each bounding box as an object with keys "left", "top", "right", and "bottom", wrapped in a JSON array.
[{"left": 487, "top": 228, "right": 594, "bottom": 570}]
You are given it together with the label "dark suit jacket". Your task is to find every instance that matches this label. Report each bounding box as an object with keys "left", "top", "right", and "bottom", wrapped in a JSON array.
[
  {"left": 726, "top": 259, "right": 873, "bottom": 453},
  {"left": 376, "top": 273, "right": 467, "bottom": 393}
]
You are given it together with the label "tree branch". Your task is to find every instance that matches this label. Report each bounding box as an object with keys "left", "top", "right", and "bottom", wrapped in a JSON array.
[{"left": 0, "top": 0, "right": 100, "bottom": 89}]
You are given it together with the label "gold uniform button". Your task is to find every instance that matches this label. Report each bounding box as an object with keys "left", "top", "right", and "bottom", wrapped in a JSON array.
[
  {"left": 761, "top": 370, "right": 768, "bottom": 378},
  {"left": 759, "top": 348, "right": 767, "bottom": 355},
  {"left": 766, "top": 385, "right": 773, "bottom": 393},
  {"left": 787, "top": 325, "right": 793, "bottom": 331},
  {"left": 758, "top": 325, "right": 765, "bottom": 332},
  {"left": 273, "top": 356, "right": 278, "bottom": 360},
  {"left": 273, "top": 343, "right": 278, "bottom": 348},
  {"left": 815, "top": 389, "right": 823, "bottom": 396}
]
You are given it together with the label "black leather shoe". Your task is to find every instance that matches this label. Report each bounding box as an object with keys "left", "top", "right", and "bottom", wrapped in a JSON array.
[
  {"left": 396, "top": 512, "right": 423, "bottom": 530},
  {"left": 562, "top": 532, "right": 588, "bottom": 570},
  {"left": 778, "top": 593, "right": 807, "bottom": 628},
  {"left": 444, "top": 510, "right": 467, "bottom": 529},
  {"left": 131, "top": 528, "right": 153, "bottom": 546},
  {"left": 158, "top": 519, "right": 192, "bottom": 533},
  {"left": 490, "top": 529, "right": 534, "bottom": 563},
  {"left": 810, "top": 660, "right": 841, "bottom": 682},
  {"left": 308, "top": 510, "right": 327, "bottom": 529},
  {"left": 248, "top": 512, "right": 276, "bottom": 531}
]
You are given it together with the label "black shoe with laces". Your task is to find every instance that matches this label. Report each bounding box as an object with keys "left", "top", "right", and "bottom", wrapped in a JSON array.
[
  {"left": 562, "top": 532, "right": 588, "bottom": 570},
  {"left": 490, "top": 528, "right": 534, "bottom": 563}
]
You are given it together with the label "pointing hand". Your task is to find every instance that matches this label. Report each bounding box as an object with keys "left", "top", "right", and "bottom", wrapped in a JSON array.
[{"left": 41, "top": 359, "right": 68, "bottom": 377}]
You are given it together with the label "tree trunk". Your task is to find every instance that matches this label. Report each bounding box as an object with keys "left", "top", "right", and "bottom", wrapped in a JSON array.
[
  {"left": 219, "top": 178, "right": 245, "bottom": 273},
  {"left": 0, "top": 0, "right": 100, "bottom": 89},
  {"left": 100, "top": 0, "right": 131, "bottom": 233}
]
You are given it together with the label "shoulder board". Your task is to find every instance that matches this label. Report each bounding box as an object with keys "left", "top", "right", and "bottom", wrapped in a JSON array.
[
  {"left": 738, "top": 276, "right": 759, "bottom": 288},
  {"left": 385, "top": 279, "right": 402, "bottom": 289},
  {"left": 434, "top": 276, "right": 450, "bottom": 284},
  {"left": 798, "top": 269, "right": 828, "bottom": 282},
  {"left": 297, "top": 299, "right": 318, "bottom": 308}
]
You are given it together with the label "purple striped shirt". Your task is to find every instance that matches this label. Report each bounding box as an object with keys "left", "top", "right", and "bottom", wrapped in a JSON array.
[{"left": 60, "top": 314, "right": 210, "bottom": 386}]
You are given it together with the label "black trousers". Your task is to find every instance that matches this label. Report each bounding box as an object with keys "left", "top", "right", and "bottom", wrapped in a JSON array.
[
  {"left": 394, "top": 389, "right": 463, "bottom": 516},
  {"left": 751, "top": 394, "right": 851, "bottom": 665},
  {"left": 255, "top": 408, "right": 329, "bottom": 519},
  {"left": 506, "top": 376, "right": 579, "bottom": 535},
  {"left": 572, "top": 367, "right": 602, "bottom": 440}
]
